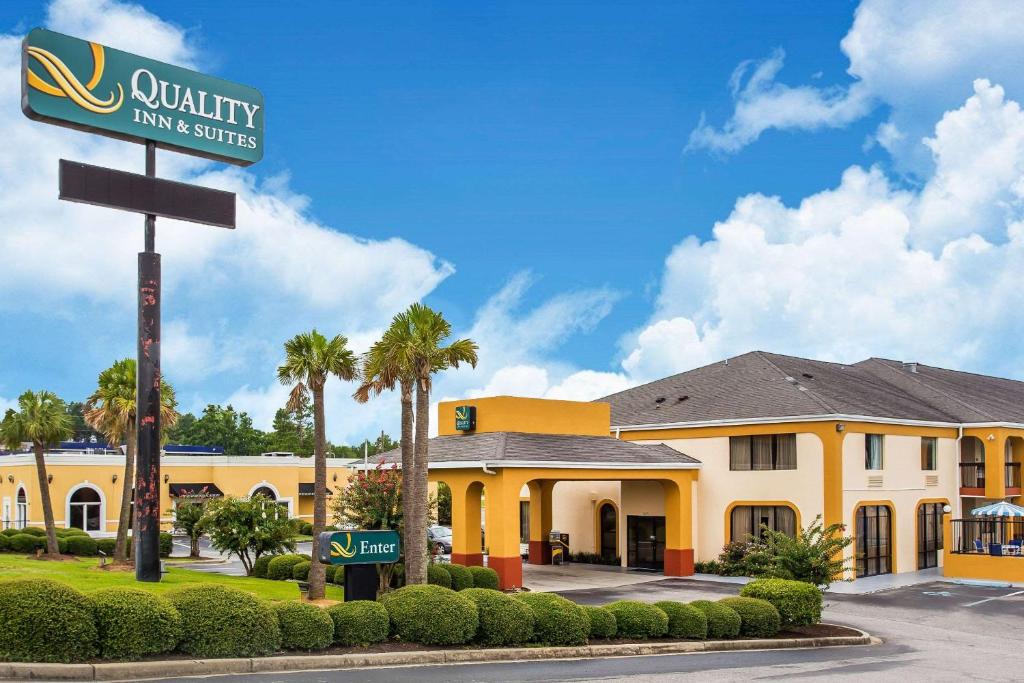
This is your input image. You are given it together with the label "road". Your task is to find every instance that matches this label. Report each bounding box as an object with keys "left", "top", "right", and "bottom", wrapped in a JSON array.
[{"left": 142, "top": 577, "right": 1023, "bottom": 682}]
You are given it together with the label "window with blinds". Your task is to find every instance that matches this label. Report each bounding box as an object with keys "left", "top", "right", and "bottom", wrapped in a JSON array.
[{"left": 729, "top": 434, "right": 797, "bottom": 470}]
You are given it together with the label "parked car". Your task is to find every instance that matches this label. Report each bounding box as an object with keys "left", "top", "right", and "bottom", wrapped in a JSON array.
[{"left": 428, "top": 525, "right": 452, "bottom": 554}]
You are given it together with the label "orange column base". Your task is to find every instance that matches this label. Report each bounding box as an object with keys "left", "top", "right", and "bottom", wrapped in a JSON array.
[
  {"left": 451, "top": 552, "right": 483, "bottom": 567},
  {"left": 528, "top": 540, "right": 551, "bottom": 565},
  {"left": 487, "top": 555, "right": 524, "bottom": 589},
  {"left": 664, "top": 548, "right": 694, "bottom": 577}
]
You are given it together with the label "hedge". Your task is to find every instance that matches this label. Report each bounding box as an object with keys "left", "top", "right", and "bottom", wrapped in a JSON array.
[
  {"left": 427, "top": 563, "right": 452, "bottom": 588},
  {"left": 96, "top": 538, "right": 116, "bottom": 556},
  {"left": 331, "top": 565, "right": 346, "bottom": 584},
  {"left": 740, "top": 578, "right": 822, "bottom": 628},
  {"left": 445, "top": 563, "right": 474, "bottom": 591},
  {"left": 654, "top": 600, "right": 707, "bottom": 639},
  {"left": 273, "top": 601, "right": 334, "bottom": 651},
  {"left": 56, "top": 527, "right": 89, "bottom": 538},
  {"left": 0, "top": 535, "right": 8, "bottom": 551},
  {"left": 689, "top": 600, "right": 741, "bottom": 639},
  {"left": 0, "top": 528, "right": 21, "bottom": 537},
  {"left": 461, "top": 588, "right": 534, "bottom": 646},
  {"left": 15, "top": 527, "right": 45, "bottom": 537},
  {"left": 66, "top": 535, "right": 98, "bottom": 557},
  {"left": 583, "top": 605, "right": 617, "bottom": 639},
  {"left": 717, "top": 597, "right": 781, "bottom": 638},
  {"left": 267, "top": 554, "right": 307, "bottom": 581},
  {"left": 299, "top": 522, "right": 313, "bottom": 536},
  {"left": 324, "top": 565, "right": 338, "bottom": 583},
  {"left": 0, "top": 579, "right": 98, "bottom": 662},
  {"left": 159, "top": 532, "right": 173, "bottom": 558},
  {"left": 516, "top": 593, "right": 589, "bottom": 646},
  {"left": 8, "top": 533, "right": 43, "bottom": 553},
  {"left": 327, "top": 600, "right": 390, "bottom": 646},
  {"left": 292, "top": 560, "right": 312, "bottom": 581},
  {"left": 604, "top": 600, "right": 668, "bottom": 639},
  {"left": 252, "top": 554, "right": 276, "bottom": 579},
  {"left": 91, "top": 588, "right": 181, "bottom": 660},
  {"left": 166, "top": 584, "right": 281, "bottom": 657},
  {"left": 467, "top": 566, "right": 498, "bottom": 590},
  {"left": 381, "top": 584, "right": 478, "bottom": 646}
]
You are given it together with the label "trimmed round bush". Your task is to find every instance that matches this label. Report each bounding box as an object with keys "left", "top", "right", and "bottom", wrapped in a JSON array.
[
  {"left": 740, "top": 578, "right": 823, "bottom": 628},
  {"left": 327, "top": 600, "right": 389, "bottom": 646},
  {"left": 18, "top": 527, "right": 46, "bottom": 537},
  {"left": 382, "top": 584, "right": 478, "bottom": 646},
  {"left": 1, "top": 528, "right": 21, "bottom": 537},
  {"left": 332, "top": 565, "right": 346, "bottom": 585},
  {"left": 273, "top": 601, "right": 334, "bottom": 651},
  {"left": 166, "top": 584, "right": 281, "bottom": 657},
  {"left": 91, "top": 588, "right": 181, "bottom": 660},
  {"left": 445, "top": 563, "right": 474, "bottom": 591},
  {"left": 718, "top": 597, "right": 781, "bottom": 638},
  {"left": 390, "top": 562, "right": 404, "bottom": 588},
  {"left": 66, "top": 535, "right": 98, "bottom": 557},
  {"left": 0, "top": 535, "right": 9, "bottom": 551},
  {"left": 654, "top": 600, "right": 707, "bottom": 639},
  {"left": 604, "top": 600, "right": 668, "bottom": 639},
  {"left": 267, "top": 554, "right": 306, "bottom": 581},
  {"left": 467, "top": 565, "right": 498, "bottom": 590},
  {"left": 324, "top": 565, "right": 337, "bottom": 583},
  {"left": 0, "top": 579, "right": 98, "bottom": 662},
  {"left": 8, "top": 533, "right": 43, "bottom": 553},
  {"left": 292, "top": 560, "right": 312, "bottom": 581},
  {"left": 427, "top": 563, "right": 452, "bottom": 588},
  {"left": 690, "top": 600, "right": 741, "bottom": 639},
  {"left": 461, "top": 588, "right": 534, "bottom": 646},
  {"left": 159, "top": 532, "right": 173, "bottom": 558},
  {"left": 516, "top": 592, "right": 589, "bottom": 646},
  {"left": 56, "top": 527, "right": 89, "bottom": 538},
  {"left": 57, "top": 538, "right": 69, "bottom": 554},
  {"left": 96, "top": 538, "right": 116, "bottom": 556},
  {"left": 252, "top": 554, "right": 277, "bottom": 579},
  {"left": 583, "top": 605, "right": 617, "bottom": 639},
  {"left": 299, "top": 522, "right": 313, "bottom": 536}
]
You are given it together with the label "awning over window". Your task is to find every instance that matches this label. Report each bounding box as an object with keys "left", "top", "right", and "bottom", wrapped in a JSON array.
[
  {"left": 298, "top": 483, "right": 333, "bottom": 497},
  {"left": 168, "top": 483, "right": 223, "bottom": 499}
]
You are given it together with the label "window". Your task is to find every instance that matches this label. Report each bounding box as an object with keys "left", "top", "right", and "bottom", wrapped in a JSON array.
[
  {"left": 598, "top": 503, "right": 617, "bottom": 560},
  {"left": 729, "top": 434, "right": 797, "bottom": 471},
  {"left": 69, "top": 486, "right": 102, "bottom": 531},
  {"left": 865, "top": 434, "right": 884, "bottom": 470},
  {"left": 729, "top": 505, "right": 797, "bottom": 542},
  {"left": 921, "top": 437, "right": 937, "bottom": 471},
  {"left": 15, "top": 488, "right": 27, "bottom": 530},
  {"left": 917, "top": 502, "right": 944, "bottom": 569},
  {"left": 856, "top": 504, "right": 892, "bottom": 577},
  {"left": 519, "top": 501, "right": 529, "bottom": 544}
]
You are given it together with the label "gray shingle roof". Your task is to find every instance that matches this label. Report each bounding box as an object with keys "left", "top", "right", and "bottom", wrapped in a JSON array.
[
  {"left": 374, "top": 432, "right": 700, "bottom": 468},
  {"left": 600, "top": 351, "right": 1024, "bottom": 426}
]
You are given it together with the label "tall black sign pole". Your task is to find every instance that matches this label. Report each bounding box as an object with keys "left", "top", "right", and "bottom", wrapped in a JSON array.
[{"left": 136, "top": 140, "right": 161, "bottom": 582}]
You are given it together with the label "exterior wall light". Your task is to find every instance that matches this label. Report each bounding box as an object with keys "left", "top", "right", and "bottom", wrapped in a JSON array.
[
  {"left": 47, "top": 474, "right": 53, "bottom": 484},
  {"left": 6, "top": 475, "right": 12, "bottom": 483},
  {"left": 163, "top": 474, "right": 170, "bottom": 483},
  {"left": 112, "top": 474, "right": 118, "bottom": 484},
  {"left": 836, "top": 423, "right": 845, "bottom": 432},
  {"left": 942, "top": 504, "right": 952, "bottom": 514}
]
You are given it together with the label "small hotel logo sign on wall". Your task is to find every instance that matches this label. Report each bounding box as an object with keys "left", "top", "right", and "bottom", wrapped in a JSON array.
[
  {"left": 22, "top": 28, "right": 263, "bottom": 166},
  {"left": 318, "top": 530, "right": 401, "bottom": 566},
  {"left": 455, "top": 405, "right": 476, "bottom": 432}
]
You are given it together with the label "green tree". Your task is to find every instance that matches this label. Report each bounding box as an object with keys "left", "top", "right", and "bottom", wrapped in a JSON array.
[
  {"left": 170, "top": 502, "right": 206, "bottom": 558},
  {"left": 264, "top": 397, "right": 315, "bottom": 456},
  {"left": 277, "top": 329, "right": 357, "bottom": 599},
  {"left": 200, "top": 494, "right": 296, "bottom": 575},
  {"left": 64, "top": 402, "right": 103, "bottom": 443},
  {"left": 436, "top": 481, "right": 452, "bottom": 526},
  {"left": 166, "top": 404, "right": 268, "bottom": 455},
  {"left": 0, "top": 390, "right": 73, "bottom": 557},
  {"left": 84, "top": 358, "right": 178, "bottom": 563},
  {"left": 758, "top": 515, "right": 853, "bottom": 587}
]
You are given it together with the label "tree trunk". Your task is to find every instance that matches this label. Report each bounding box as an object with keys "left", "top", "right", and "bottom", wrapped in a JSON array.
[
  {"left": 113, "top": 426, "right": 136, "bottom": 563},
  {"left": 408, "top": 376, "right": 431, "bottom": 585},
  {"left": 399, "top": 379, "right": 422, "bottom": 583},
  {"left": 190, "top": 532, "right": 200, "bottom": 558},
  {"left": 33, "top": 443, "right": 60, "bottom": 558},
  {"left": 308, "top": 385, "right": 328, "bottom": 599}
]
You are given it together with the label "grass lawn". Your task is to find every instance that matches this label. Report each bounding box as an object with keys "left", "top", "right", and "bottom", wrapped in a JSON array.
[{"left": 0, "top": 554, "right": 344, "bottom": 601}]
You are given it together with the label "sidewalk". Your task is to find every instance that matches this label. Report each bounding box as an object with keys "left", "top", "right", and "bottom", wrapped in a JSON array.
[{"left": 674, "top": 568, "right": 943, "bottom": 595}]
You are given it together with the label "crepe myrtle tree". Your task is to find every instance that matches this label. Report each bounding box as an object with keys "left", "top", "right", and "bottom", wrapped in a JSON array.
[
  {"left": 170, "top": 501, "right": 206, "bottom": 559},
  {"left": 200, "top": 494, "right": 296, "bottom": 575}
]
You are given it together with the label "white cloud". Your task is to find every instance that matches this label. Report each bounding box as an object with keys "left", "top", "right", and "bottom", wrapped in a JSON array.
[{"left": 628, "top": 80, "right": 1024, "bottom": 380}]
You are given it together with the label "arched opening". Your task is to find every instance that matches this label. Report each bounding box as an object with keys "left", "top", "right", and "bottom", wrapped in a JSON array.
[
  {"left": 1006, "top": 436, "right": 1023, "bottom": 493},
  {"left": 69, "top": 485, "right": 102, "bottom": 531},
  {"left": 959, "top": 436, "right": 986, "bottom": 490},
  {"left": 598, "top": 501, "right": 617, "bottom": 561},
  {"left": 856, "top": 503, "right": 893, "bottom": 577},
  {"left": 15, "top": 487, "right": 27, "bottom": 530},
  {"left": 251, "top": 486, "right": 277, "bottom": 500},
  {"left": 917, "top": 501, "right": 946, "bottom": 569}
]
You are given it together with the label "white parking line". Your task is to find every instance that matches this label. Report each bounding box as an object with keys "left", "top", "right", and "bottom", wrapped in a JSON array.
[{"left": 963, "top": 590, "right": 1024, "bottom": 607}]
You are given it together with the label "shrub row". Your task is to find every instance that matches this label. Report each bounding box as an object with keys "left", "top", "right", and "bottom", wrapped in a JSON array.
[
  {"left": 426, "top": 562, "right": 500, "bottom": 592},
  {"left": 0, "top": 530, "right": 172, "bottom": 558}
]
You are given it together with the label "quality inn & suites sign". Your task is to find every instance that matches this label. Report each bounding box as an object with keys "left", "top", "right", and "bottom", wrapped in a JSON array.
[{"left": 22, "top": 28, "right": 263, "bottom": 166}]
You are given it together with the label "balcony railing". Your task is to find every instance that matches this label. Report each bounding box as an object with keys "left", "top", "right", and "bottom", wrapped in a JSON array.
[
  {"left": 1007, "top": 463, "right": 1022, "bottom": 489},
  {"left": 959, "top": 462, "right": 986, "bottom": 489}
]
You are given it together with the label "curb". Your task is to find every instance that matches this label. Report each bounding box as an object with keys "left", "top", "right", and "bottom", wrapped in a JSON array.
[{"left": 0, "top": 628, "right": 875, "bottom": 681}]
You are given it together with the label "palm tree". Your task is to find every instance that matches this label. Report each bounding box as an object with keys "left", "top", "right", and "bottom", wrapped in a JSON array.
[
  {"left": 278, "top": 330, "right": 357, "bottom": 600},
  {"left": 354, "top": 317, "right": 416, "bottom": 581},
  {"left": 84, "top": 359, "right": 178, "bottom": 563},
  {"left": 0, "top": 390, "right": 73, "bottom": 557}
]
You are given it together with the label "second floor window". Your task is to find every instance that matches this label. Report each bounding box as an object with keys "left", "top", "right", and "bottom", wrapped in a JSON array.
[
  {"left": 729, "top": 434, "right": 797, "bottom": 470},
  {"left": 921, "top": 437, "right": 937, "bottom": 471},
  {"left": 866, "top": 434, "right": 884, "bottom": 470}
]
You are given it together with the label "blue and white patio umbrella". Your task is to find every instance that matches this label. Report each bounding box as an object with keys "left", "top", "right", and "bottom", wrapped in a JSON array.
[{"left": 971, "top": 501, "right": 1024, "bottom": 517}]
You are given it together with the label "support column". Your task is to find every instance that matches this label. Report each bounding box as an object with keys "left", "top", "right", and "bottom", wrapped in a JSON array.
[
  {"left": 450, "top": 479, "right": 483, "bottom": 567},
  {"left": 983, "top": 432, "right": 1007, "bottom": 500},
  {"left": 527, "top": 480, "right": 554, "bottom": 565},
  {"left": 662, "top": 474, "right": 695, "bottom": 577},
  {"left": 484, "top": 473, "right": 523, "bottom": 589}
]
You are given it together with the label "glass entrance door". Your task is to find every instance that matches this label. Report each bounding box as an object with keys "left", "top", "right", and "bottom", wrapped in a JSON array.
[
  {"left": 856, "top": 505, "right": 892, "bottom": 577},
  {"left": 917, "top": 502, "right": 944, "bottom": 569},
  {"left": 627, "top": 515, "right": 665, "bottom": 570}
]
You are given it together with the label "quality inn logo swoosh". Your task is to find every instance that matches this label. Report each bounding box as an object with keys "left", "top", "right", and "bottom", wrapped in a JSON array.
[
  {"left": 26, "top": 41, "right": 124, "bottom": 114},
  {"left": 455, "top": 407, "right": 468, "bottom": 420},
  {"left": 331, "top": 533, "right": 357, "bottom": 559}
]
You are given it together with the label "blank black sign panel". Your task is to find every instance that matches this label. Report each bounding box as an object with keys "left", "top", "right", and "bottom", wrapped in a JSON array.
[{"left": 58, "top": 159, "right": 236, "bottom": 229}]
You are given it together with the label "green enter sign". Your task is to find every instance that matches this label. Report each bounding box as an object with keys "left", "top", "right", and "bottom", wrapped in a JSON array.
[{"left": 317, "top": 530, "right": 401, "bottom": 566}]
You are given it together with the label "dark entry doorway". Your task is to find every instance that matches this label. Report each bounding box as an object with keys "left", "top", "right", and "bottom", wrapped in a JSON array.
[
  {"left": 856, "top": 504, "right": 892, "bottom": 577},
  {"left": 917, "top": 502, "right": 944, "bottom": 569},
  {"left": 598, "top": 503, "right": 617, "bottom": 561},
  {"left": 627, "top": 515, "right": 665, "bottom": 570}
]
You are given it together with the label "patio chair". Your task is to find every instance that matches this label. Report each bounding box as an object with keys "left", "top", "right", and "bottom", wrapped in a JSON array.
[
  {"left": 974, "top": 539, "right": 985, "bottom": 553},
  {"left": 988, "top": 543, "right": 1003, "bottom": 557},
  {"left": 1009, "top": 539, "right": 1022, "bottom": 556}
]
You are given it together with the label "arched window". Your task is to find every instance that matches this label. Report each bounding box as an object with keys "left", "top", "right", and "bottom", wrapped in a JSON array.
[
  {"left": 598, "top": 503, "right": 617, "bottom": 560},
  {"left": 15, "top": 488, "right": 27, "bottom": 530},
  {"left": 856, "top": 504, "right": 892, "bottom": 577},
  {"left": 251, "top": 486, "right": 277, "bottom": 500},
  {"left": 69, "top": 486, "right": 102, "bottom": 531}
]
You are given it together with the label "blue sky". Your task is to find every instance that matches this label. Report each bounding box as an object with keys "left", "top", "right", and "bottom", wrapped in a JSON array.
[{"left": 3, "top": 1, "right": 1024, "bottom": 443}]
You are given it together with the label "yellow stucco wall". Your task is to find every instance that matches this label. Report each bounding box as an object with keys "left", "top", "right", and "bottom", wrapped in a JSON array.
[
  {"left": 550, "top": 480, "right": 620, "bottom": 555},
  {"left": 437, "top": 396, "right": 610, "bottom": 437}
]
